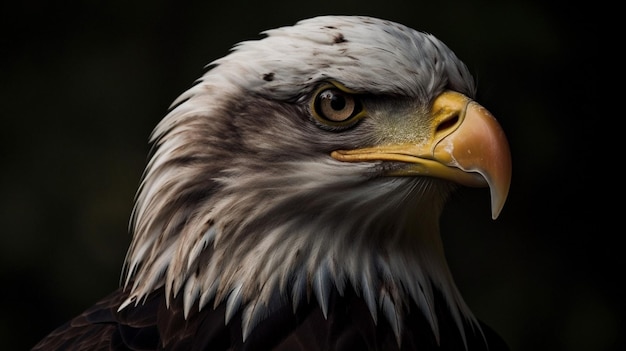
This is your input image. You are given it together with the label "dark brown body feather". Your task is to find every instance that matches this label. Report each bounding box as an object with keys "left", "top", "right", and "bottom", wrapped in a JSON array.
[{"left": 32, "top": 287, "right": 509, "bottom": 351}]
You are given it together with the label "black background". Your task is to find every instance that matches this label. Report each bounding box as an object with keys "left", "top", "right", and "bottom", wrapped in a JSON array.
[{"left": 1, "top": 1, "right": 618, "bottom": 350}]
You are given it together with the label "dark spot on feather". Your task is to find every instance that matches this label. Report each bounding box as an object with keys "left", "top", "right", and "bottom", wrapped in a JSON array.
[
  {"left": 263, "top": 73, "right": 275, "bottom": 81},
  {"left": 333, "top": 33, "right": 347, "bottom": 44},
  {"left": 324, "top": 25, "right": 336, "bottom": 29}
]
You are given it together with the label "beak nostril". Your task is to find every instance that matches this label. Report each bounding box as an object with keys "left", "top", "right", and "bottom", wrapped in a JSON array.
[{"left": 436, "top": 113, "right": 459, "bottom": 133}]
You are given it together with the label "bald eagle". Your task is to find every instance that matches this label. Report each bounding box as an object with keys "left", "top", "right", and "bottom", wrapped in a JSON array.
[{"left": 33, "top": 15, "right": 511, "bottom": 351}]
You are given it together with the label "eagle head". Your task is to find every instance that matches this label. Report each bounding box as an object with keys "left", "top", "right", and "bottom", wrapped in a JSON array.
[{"left": 121, "top": 15, "right": 511, "bottom": 346}]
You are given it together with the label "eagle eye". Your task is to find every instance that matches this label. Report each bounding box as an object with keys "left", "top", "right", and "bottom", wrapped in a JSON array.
[{"left": 311, "top": 84, "right": 364, "bottom": 129}]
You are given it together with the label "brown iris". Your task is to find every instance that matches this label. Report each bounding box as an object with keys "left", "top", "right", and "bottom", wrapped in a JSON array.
[
  {"left": 316, "top": 88, "right": 356, "bottom": 122},
  {"left": 311, "top": 83, "right": 364, "bottom": 129}
]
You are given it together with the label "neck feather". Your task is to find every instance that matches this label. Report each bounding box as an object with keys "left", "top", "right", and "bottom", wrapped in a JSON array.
[{"left": 121, "top": 161, "right": 476, "bottom": 344}]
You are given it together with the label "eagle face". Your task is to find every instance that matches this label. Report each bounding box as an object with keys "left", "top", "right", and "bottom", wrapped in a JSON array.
[{"left": 37, "top": 15, "right": 512, "bottom": 350}]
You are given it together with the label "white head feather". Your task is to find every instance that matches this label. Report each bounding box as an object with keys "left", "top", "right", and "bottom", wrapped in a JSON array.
[{"left": 121, "top": 15, "right": 479, "bottom": 345}]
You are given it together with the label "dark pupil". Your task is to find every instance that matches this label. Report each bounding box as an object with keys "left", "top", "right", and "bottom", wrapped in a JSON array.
[{"left": 330, "top": 94, "right": 346, "bottom": 110}]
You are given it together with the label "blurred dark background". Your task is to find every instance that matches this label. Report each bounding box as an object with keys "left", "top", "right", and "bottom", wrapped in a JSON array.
[{"left": 1, "top": 1, "right": 618, "bottom": 350}]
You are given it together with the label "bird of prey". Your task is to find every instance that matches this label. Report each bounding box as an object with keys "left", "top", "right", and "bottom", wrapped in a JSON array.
[{"left": 33, "top": 15, "right": 512, "bottom": 351}]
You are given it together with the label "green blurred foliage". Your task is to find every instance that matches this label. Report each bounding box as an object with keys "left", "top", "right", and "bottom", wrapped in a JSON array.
[{"left": 1, "top": 1, "right": 618, "bottom": 350}]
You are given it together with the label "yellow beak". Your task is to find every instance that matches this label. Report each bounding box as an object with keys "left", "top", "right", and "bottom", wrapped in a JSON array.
[{"left": 331, "top": 91, "right": 512, "bottom": 219}]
